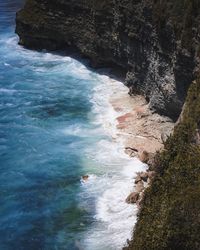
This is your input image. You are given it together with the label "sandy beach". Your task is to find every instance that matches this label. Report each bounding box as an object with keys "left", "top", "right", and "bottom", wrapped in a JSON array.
[{"left": 109, "top": 84, "right": 174, "bottom": 161}]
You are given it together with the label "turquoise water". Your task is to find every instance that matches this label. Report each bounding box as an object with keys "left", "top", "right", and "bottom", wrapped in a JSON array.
[{"left": 0, "top": 1, "right": 147, "bottom": 249}]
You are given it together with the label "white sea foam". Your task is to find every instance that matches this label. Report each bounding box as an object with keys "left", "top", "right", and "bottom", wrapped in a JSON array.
[
  {"left": 4, "top": 63, "right": 10, "bottom": 67},
  {"left": 63, "top": 127, "right": 104, "bottom": 139},
  {"left": 0, "top": 88, "right": 17, "bottom": 94},
  {"left": 3, "top": 34, "right": 146, "bottom": 249},
  {"left": 90, "top": 76, "right": 125, "bottom": 139},
  {"left": 80, "top": 73, "right": 147, "bottom": 250}
]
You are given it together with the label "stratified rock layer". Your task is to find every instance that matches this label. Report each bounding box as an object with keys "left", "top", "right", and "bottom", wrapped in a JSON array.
[{"left": 16, "top": 0, "right": 200, "bottom": 120}]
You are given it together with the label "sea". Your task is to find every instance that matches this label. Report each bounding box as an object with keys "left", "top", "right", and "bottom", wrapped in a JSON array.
[{"left": 0, "top": 1, "right": 146, "bottom": 249}]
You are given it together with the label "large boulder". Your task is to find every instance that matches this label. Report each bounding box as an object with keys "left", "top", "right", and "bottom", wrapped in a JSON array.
[{"left": 125, "top": 192, "right": 139, "bottom": 204}]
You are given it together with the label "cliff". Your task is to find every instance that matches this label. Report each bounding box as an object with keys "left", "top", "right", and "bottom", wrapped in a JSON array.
[
  {"left": 124, "top": 77, "right": 200, "bottom": 249},
  {"left": 16, "top": 0, "right": 200, "bottom": 120},
  {"left": 15, "top": 1, "right": 200, "bottom": 249}
]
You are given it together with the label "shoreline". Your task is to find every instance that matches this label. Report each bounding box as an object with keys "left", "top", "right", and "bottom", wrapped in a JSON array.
[
  {"left": 104, "top": 76, "right": 175, "bottom": 240},
  {"left": 80, "top": 74, "right": 149, "bottom": 249},
  {"left": 109, "top": 83, "right": 174, "bottom": 162},
  {"left": 82, "top": 74, "right": 175, "bottom": 249}
]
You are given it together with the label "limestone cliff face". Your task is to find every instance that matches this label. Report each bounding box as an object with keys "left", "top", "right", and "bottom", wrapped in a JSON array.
[{"left": 16, "top": 0, "right": 200, "bottom": 120}]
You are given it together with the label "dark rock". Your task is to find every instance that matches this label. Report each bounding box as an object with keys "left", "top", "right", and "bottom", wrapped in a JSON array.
[
  {"left": 81, "top": 175, "right": 89, "bottom": 181},
  {"left": 140, "top": 172, "right": 148, "bottom": 182},
  {"left": 15, "top": 0, "right": 200, "bottom": 121}
]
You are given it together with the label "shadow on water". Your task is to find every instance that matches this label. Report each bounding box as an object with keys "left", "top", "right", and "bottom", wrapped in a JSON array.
[
  {"left": 21, "top": 47, "right": 127, "bottom": 84},
  {"left": 29, "top": 97, "right": 91, "bottom": 120}
]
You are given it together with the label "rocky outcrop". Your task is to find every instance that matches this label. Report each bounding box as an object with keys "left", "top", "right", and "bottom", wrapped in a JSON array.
[
  {"left": 124, "top": 78, "right": 200, "bottom": 250},
  {"left": 125, "top": 170, "right": 155, "bottom": 209},
  {"left": 125, "top": 192, "right": 139, "bottom": 204},
  {"left": 16, "top": 0, "right": 200, "bottom": 120}
]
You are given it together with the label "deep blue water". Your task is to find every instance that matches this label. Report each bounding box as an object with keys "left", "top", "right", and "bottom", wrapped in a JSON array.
[{"left": 0, "top": 1, "right": 147, "bottom": 249}]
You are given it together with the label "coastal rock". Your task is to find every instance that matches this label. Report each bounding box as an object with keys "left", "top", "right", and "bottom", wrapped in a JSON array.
[
  {"left": 15, "top": 0, "right": 200, "bottom": 120},
  {"left": 124, "top": 147, "right": 138, "bottom": 158},
  {"left": 139, "top": 150, "right": 149, "bottom": 163},
  {"left": 81, "top": 175, "right": 89, "bottom": 181},
  {"left": 134, "top": 175, "right": 142, "bottom": 184},
  {"left": 125, "top": 192, "right": 139, "bottom": 204},
  {"left": 135, "top": 181, "right": 144, "bottom": 193},
  {"left": 139, "top": 172, "right": 148, "bottom": 182},
  {"left": 147, "top": 171, "right": 156, "bottom": 183}
]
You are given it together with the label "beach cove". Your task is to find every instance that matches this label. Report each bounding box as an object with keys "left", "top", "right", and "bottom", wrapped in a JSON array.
[{"left": 0, "top": 1, "right": 175, "bottom": 249}]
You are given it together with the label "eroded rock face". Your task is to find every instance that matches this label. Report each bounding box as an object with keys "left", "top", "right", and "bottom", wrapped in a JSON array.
[{"left": 16, "top": 0, "right": 200, "bottom": 120}]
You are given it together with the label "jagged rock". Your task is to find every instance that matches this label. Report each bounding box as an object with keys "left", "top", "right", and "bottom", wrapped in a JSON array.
[
  {"left": 134, "top": 175, "right": 142, "bottom": 184},
  {"left": 147, "top": 171, "right": 156, "bottom": 182},
  {"left": 125, "top": 192, "right": 139, "bottom": 204},
  {"left": 139, "top": 150, "right": 149, "bottom": 163},
  {"left": 15, "top": 0, "right": 200, "bottom": 121},
  {"left": 81, "top": 175, "right": 89, "bottom": 181},
  {"left": 135, "top": 181, "right": 144, "bottom": 193},
  {"left": 124, "top": 147, "right": 138, "bottom": 158},
  {"left": 140, "top": 172, "right": 149, "bottom": 182}
]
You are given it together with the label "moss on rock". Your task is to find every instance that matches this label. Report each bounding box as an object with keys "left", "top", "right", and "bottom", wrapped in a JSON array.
[{"left": 124, "top": 78, "right": 200, "bottom": 249}]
